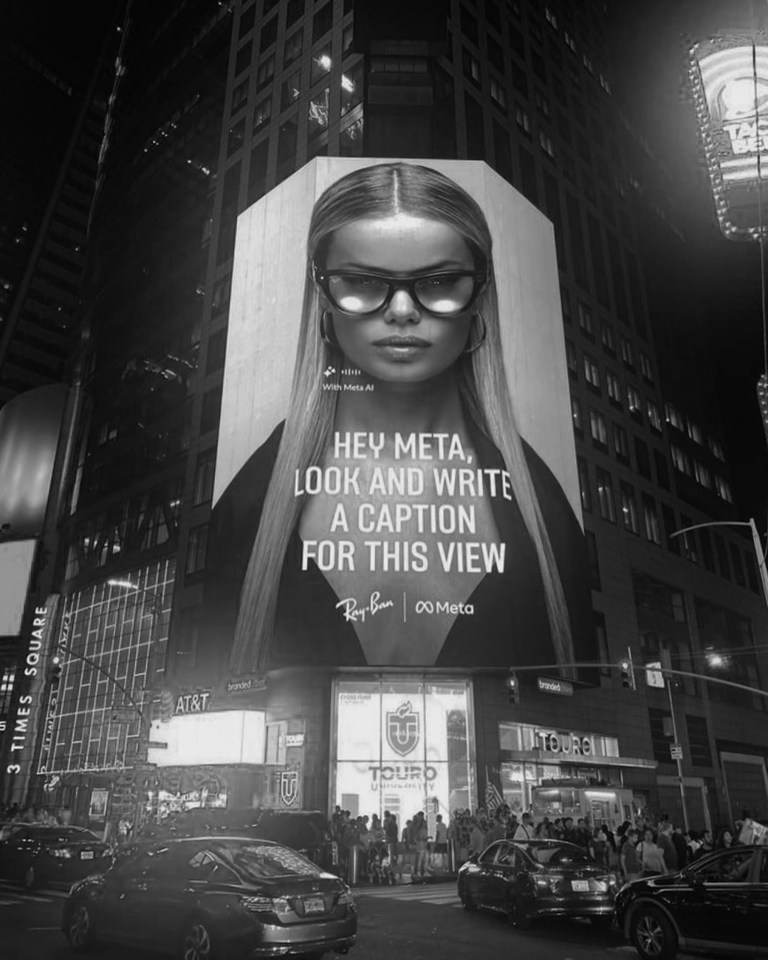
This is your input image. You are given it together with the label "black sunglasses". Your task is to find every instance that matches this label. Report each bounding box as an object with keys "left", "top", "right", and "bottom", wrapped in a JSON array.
[{"left": 312, "top": 264, "right": 488, "bottom": 317}]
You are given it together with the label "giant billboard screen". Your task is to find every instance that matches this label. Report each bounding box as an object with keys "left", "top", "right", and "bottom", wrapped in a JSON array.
[
  {"left": 690, "top": 37, "right": 768, "bottom": 240},
  {"left": 201, "top": 158, "right": 594, "bottom": 676}
]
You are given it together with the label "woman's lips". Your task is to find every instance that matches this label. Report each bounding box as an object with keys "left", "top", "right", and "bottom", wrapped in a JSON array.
[{"left": 372, "top": 336, "right": 431, "bottom": 347}]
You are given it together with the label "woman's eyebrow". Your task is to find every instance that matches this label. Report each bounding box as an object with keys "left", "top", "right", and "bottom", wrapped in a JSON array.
[{"left": 325, "top": 258, "right": 472, "bottom": 273}]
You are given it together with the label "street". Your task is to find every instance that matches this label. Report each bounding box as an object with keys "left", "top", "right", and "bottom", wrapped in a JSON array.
[{"left": 0, "top": 877, "right": 647, "bottom": 960}]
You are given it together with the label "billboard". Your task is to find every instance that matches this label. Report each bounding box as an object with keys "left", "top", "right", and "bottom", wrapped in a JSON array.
[
  {"left": 690, "top": 36, "right": 768, "bottom": 240},
  {"left": 202, "top": 158, "right": 593, "bottom": 676}
]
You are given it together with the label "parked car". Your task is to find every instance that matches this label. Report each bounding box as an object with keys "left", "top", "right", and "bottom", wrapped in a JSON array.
[
  {"left": 62, "top": 835, "right": 357, "bottom": 959},
  {"left": 141, "top": 808, "right": 339, "bottom": 875},
  {"left": 614, "top": 843, "right": 768, "bottom": 960},
  {"left": 0, "top": 824, "right": 110, "bottom": 889},
  {"left": 457, "top": 839, "right": 620, "bottom": 929}
]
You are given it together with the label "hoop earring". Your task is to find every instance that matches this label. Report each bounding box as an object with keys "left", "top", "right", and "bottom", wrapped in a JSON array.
[
  {"left": 463, "top": 313, "right": 487, "bottom": 354},
  {"left": 320, "top": 309, "right": 339, "bottom": 350}
]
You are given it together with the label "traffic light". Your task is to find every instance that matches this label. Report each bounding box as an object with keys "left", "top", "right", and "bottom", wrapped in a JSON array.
[
  {"left": 619, "top": 649, "right": 636, "bottom": 690},
  {"left": 505, "top": 672, "right": 519, "bottom": 705},
  {"left": 49, "top": 654, "right": 62, "bottom": 682}
]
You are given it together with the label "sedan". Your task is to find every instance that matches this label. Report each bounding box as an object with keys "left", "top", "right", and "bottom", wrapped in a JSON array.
[
  {"left": 0, "top": 824, "right": 111, "bottom": 889},
  {"left": 62, "top": 835, "right": 357, "bottom": 960},
  {"left": 614, "top": 843, "right": 768, "bottom": 959},
  {"left": 457, "top": 839, "right": 621, "bottom": 929}
]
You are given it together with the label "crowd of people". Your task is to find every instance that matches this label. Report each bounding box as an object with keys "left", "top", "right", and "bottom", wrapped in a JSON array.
[
  {"left": 330, "top": 802, "right": 754, "bottom": 885},
  {"left": 0, "top": 802, "right": 71, "bottom": 826}
]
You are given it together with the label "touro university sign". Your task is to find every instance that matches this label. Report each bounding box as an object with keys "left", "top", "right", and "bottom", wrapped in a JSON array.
[{"left": 386, "top": 701, "right": 420, "bottom": 757}]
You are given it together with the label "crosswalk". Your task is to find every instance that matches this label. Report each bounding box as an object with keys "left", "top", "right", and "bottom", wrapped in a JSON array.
[
  {"left": 355, "top": 881, "right": 461, "bottom": 907},
  {"left": 0, "top": 882, "right": 66, "bottom": 905}
]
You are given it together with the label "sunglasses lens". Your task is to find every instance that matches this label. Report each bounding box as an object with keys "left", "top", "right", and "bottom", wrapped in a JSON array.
[
  {"left": 414, "top": 274, "right": 476, "bottom": 314},
  {"left": 328, "top": 275, "right": 389, "bottom": 313}
]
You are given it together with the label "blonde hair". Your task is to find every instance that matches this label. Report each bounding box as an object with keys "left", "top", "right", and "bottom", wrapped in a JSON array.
[{"left": 230, "top": 162, "right": 575, "bottom": 675}]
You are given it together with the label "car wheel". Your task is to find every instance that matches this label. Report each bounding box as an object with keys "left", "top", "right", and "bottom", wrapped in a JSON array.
[
  {"left": 631, "top": 905, "right": 678, "bottom": 960},
  {"left": 506, "top": 893, "right": 531, "bottom": 931},
  {"left": 66, "top": 902, "right": 95, "bottom": 952},
  {"left": 459, "top": 883, "right": 476, "bottom": 912},
  {"left": 180, "top": 919, "right": 214, "bottom": 960},
  {"left": 22, "top": 865, "right": 36, "bottom": 890}
]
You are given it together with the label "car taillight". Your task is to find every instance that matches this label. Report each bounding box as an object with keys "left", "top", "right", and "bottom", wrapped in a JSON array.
[
  {"left": 50, "top": 847, "right": 74, "bottom": 859},
  {"left": 241, "top": 896, "right": 290, "bottom": 917},
  {"left": 336, "top": 888, "right": 355, "bottom": 907},
  {"left": 535, "top": 874, "right": 565, "bottom": 895}
]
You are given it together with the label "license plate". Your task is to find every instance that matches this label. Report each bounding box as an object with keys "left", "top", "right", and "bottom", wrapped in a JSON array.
[
  {"left": 571, "top": 880, "right": 589, "bottom": 892},
  {"left": 80, "top": 851, "right": 95, "bottom": 860},
  {"left": 304, "top": 897, "right": 325, "bottom": 915}
]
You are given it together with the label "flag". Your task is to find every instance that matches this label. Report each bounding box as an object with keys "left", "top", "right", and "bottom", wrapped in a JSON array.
[{"left": 484, "top": 768, "right": 503, "bottom": 813}]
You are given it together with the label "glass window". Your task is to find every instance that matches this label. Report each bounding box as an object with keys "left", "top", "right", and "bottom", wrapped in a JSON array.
[
  {"left": 596, "top": 468, "right": 616, "bottom": 522},
  {"left": 253, "top": 96, "right": 272, "bottom": 131},
  {"left": 589, "top": 408, "right": 607, "bottom": 447},
  {"left": 584, "top": 354, "right": 600, "bottom": 391},
  {"left": 647, "top": 401, "right": 662, "bottom": 433},
  {"left": 308, "top": 86, "right": 330, "bottom": 136},
  {"left": 339, "top": 109, "right": 364, "bottom": 157},
  {"left": 193, "top": 450, "right": 216, "bottom": 505},
  {"left": 577, "top": 456, "right": 591, "bottom": 512},
  {"left": 311, "top": 45, "right": 332, "bottom": 85},
  {"left": 260, "top": 16, "right": 277, "bottom": 52},
  {"left": 281, "top": 70, "right": 301, "bottom": 110},
  {"left": 341, "top": 60, "right": 363, "bottom": 115},
  {"left": 185, "top": 524, "right": 209, "bottom": 576},
  {"left": 235, "top": 41, "right": 252, "bottom": 77},
  {"left": 256, "top": 54, "right": 275, "bottom": 90},
  {"left": 642, "top": 494, "right": 660, "bottom": 544},
  {"left": 463, "top": 49, "right": 481, "bottom": 86},
  {"left": 571, "top": 396, "right": 583, "bottom": 434},
  {"left": 227, "top": 119, "right": 245, "bottom": 156},
  {"left": 613, "top": 423, "right": 630, "bottom": 463},
  {"left": 284, "top": 29, "right": 302, "bottom": 65},
  {"left": 620, "top": 336, "right": 635, "bottom": 369},
  {"left": 627, "top": 385, "right": 642, "bottom": 421},
  {"left": 313, "top": 2, "right": 333, "bottom": 42},
  {"left": 691, "top": 849, "right": 755, "bottom": 884},
  {"left": 605, "top": 371, "right": 621, "bottom": 406},
  {"left": 620, "top": 481, "right": 639, "bottom": 534},
  {"left": 232, "top": 79, "right": 249, "bottom": 114},
  {"left": 490, "top": 77, "right": 507, "bottom": 109}
]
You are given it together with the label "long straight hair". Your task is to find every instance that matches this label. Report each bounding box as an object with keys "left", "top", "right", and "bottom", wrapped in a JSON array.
[{"left": 231, "top": 162, "right": 575, "bottom": 675}]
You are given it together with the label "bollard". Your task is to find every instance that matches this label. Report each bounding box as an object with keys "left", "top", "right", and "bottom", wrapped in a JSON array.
[{"left": 348, "top": 844, "right": 360, "bottom": 885}]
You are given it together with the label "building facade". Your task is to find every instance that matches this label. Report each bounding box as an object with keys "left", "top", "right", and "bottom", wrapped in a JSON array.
[{"left": 3, "top": 0, "right": 767, "bottom": 837}]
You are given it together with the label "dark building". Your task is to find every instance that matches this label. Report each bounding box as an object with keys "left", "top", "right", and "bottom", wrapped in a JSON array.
[{"left": 3, "top": 0, "right": 767, "bottom": 836}]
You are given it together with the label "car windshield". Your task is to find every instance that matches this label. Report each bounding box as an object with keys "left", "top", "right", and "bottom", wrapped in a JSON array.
[
  {"left": 213, "top": 841, "right": 321, "bottom": 880},
  {"left": 527, "top": 843, "right": 592, "bottom": 866}
]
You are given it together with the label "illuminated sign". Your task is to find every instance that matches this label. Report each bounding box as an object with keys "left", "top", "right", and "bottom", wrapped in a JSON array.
[
  {"left": 385, "top": 701, "right": 420, "bottom": 757},
  {"left": 200, "top": 158, "right": 594, "bottom": 678},
  {"left": 535, "top": 729, "right": 595, "bottom": 756},
  {"left": 0, "top": 540, "right": 36, "bottom": 636},
  {"left": 690, "top": 36, "right": 768, "bottom": 239},
  {"left": 146, "top": 710, "right": 266, "bottom": 766},
  {"left": 174, "top": 690, "right": 212, "bottom": 714}
]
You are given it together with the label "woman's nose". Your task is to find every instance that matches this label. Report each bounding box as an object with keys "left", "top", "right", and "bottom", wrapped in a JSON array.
[{"left": 384, "top": 286, "right": 421, "bottom": 323}]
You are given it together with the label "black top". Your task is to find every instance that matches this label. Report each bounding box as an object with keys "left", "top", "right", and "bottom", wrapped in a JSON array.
[{"left": 200, "top": 422, "right": 595, "bottom": 674}]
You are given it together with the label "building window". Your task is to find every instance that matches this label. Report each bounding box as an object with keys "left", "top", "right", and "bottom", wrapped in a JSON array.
[
  {"left": 253, "top": 96, "right": 272, "bottom": 131},
  {"left": 193, "top": 450, "right": 216, "bottom": 505},
  {"left": 260, "top": 15, "right": 278, "bottom": 52},
  {"left": 239, "top": 4, "right": 255, "bottom": 38},
  {"left": 308, "top": 86, "right": 329, "bottom": 136},
  {"left": 596, "top": 468, "right": 616, "bottom": 523},
  {"left": 686, "top": 419, "right": 704, "bottom": 444},
  {"left": 693, "top": 460, "right": 712, "bottom": 489},
  {"left": 654, "top": 449, "right": 670, "bottom": 490},
  {"left": 714, "top": 475, "right": 733, "bottom": 503},
  {"left": 613, "top": 423, "right": 630, "bottom": 463},
  {"left": 311, "top": 46, "right": 332, "bottom": 84},
  {"left": 605, "top": 371, "right": 621, "bottom": 407},
  {"left": 584, "top": 354, "right": 600, "bottom": 391},
  {"left": 589, "top": 408, "right": 607, "bottom": 448},
  {"left": 627, "top": 385, "right": 643, "bottom": 422},
  {"left": 665, "top": 402, "right": 685, "bottom": 431},
  {"left": 571, "top": 396, "right": 583, "bottom": 435},
  {"left": 679, "top": 513, "right": 698, "bottom": 563},
  {"left": 341, "top": 60, "right": 364, "bottom": 116},
  {"left": 232, "top": 78, "right": 249, "bottom": 114},
  {"left": 515, "top": 105, "right": 531, "bottom": 136},
  {"left": 620, "top": 481, "right": 639, "bottom": 534},
  {"left": 227, "top": 119, "right": 245, "bottom": 156},
  {"left": 545, "top": 6, "right": 558, "bottom": 29},
  {"left": 620, "top": 336, "right": 635, "bottom": 369},
  {"left": 313, "top": 2, "right": 333, "bottom": 42},
  {"left": 709, "top": 437, "right": 726, "bottom": 461},
  {"left": 235, "top": 41, "right": 253, "bottom": 77},
  {"left": 577, "top": 455, "right": 591, "bottom": 512},
  {"left": 539, "top": 130, "right": 555, "bottom": 158},
  {"left": 642, "top": 494, "right": 661, "bottom": 544},
  {"left": 670, "top": 444, "right": 692, "bottom": 476},
  {"left": 185, "top": 524, "right": 209, "bottom": 576},
  {"left": 211, "top": 274, "right": 231, "bottom": 315},
  {"left": 205, "top": 328, "right": 227, "bottom": 375},
  {"left": 490, "top": 77, "right": 507, "bottom": 109},
  {"left": 648, "top": 707, "right": 674, "bottom": 764},
  {"left": 686, "top": 714, "right": 713, "bottom": 767},
  {"left": 647, "top": 401, "right": 663, "bottom": 433},
  {"left": 634, "top": 437, "right": 651, "bottom": 479},
  {"left": 339, "top": 109, "right": 364, "bottom": 157},
  {"left": 565, "top": 338, "right": 578, "bottom": 378},
  {"left": 256, "top": 54, "right": 275, "bottom": 90},
  {"left": 463, "top": 49, "right": 481, "bottom": 86},
  {"left": 284, "top": 29, "right": 303, "bottom": 65},
  {"left": 586, "top": 530, "right": 600, "bottom": 588},
  {"left": 730, "top": 543, "right": 747, "bottom": 587},
  {"left": 281, "top": 70, "right": 301, "bottom": 110},
  {"left": 639, "top": 351, "right": 654, "bottom": 384},
  {"left": 578, "top": 302, "right": 594, "bottom": 338}
]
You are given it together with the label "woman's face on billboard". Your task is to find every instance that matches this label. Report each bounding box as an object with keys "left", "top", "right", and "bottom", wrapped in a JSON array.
[{"left": 320, "top": 215, "right": 479, "bottom": 384}]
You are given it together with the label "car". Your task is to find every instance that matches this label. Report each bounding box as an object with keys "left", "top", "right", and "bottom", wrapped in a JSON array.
[
  {"left": 614, "top": 843, "right": 768, "bottom": 960},
  {"left": 62, "top": 835, "right": 357, "bottom": 960},
  {"left": 457, "top": 838, "right": 621, "bottom": 929},
  {"left": 142, "top": 808, "right": 340, "bottom": 875},
  {"left": 0, "top": 824, "right": 111, "bottom": 889}
]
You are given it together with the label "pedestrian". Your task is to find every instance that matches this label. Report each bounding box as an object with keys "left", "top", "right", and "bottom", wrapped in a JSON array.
[
  {"left": 434, "top": 814, "right": 448, "bottom": 871},
  {"left": 717, "top": 828, "right": 734, "bottom": 849},
  {"left": 671, "top": 825, "right": 688, "bottom": 868},
  {"left": 485, "top": 810, "right": 506, "bottom": 843},
  {"left": 513, "top": 811, "right": 535, "bottom": 841},
  {"left": 469, "top": 816, "right": 485, "bottom": 855},
  {"left": 595, "top": 825, "right": 618, "bottom": 870},
  {"left": 637, "top": 828, "right": 667, "bottom": 877},
  {"left": 413, "top": 812, "right": 429, "bottom": 880},
  {"left": 620, "top": 828, "right": 642, "bottom": 882},
  {"left": 657, "top": 822, "right": 678, "bottom": 872}
]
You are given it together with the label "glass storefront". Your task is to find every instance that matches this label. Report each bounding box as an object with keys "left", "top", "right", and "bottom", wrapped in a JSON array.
[{"left": 332, "top": 677, "right": 475, "bottom": 828}]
